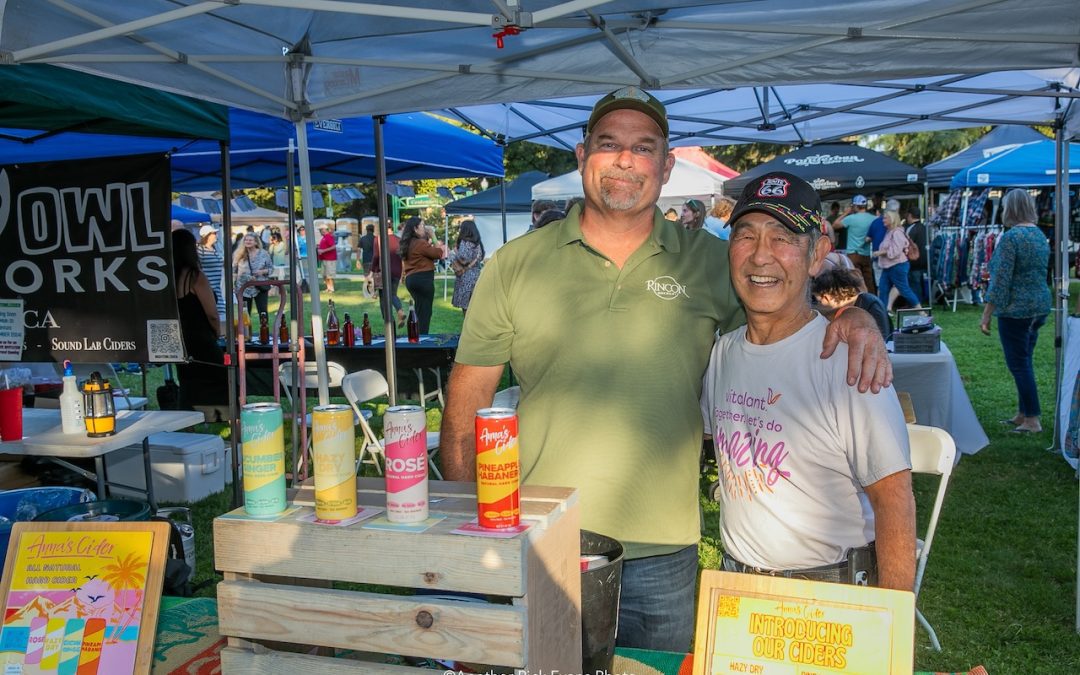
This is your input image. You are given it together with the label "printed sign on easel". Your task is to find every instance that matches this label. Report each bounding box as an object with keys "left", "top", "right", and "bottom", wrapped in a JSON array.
[
  {"left": 0, "top": 521, "right": 171, "bottom": 674},
  {"left": 692, "top": 570, "right": 915, "bottom": 675}
]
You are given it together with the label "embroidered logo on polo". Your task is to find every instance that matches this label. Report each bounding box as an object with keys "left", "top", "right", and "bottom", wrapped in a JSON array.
[
  {"left": 646, "top": 275, "right": 689, "bottom": 300},
  {"left": 756, "top": 176, "right": 789, "bottom": 198}
]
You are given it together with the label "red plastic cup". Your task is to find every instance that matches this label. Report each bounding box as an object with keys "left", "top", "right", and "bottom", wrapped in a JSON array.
[{"left": 0, "top": 387, "right": 23, "bottom": 441}]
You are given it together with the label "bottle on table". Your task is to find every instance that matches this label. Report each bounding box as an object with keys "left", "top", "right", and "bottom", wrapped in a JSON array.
[
  {"left": 361, "top": 312, "right": 373, "bottom": 346},
  {"left": 342, "top": 312, "right": 355, "bottom": 347},
  {"left": 326, "top": 299, "right": 340, "bottom": 346},
  {"left": 259, "top": 312, "right": 270, "bottom": 344},
  {"left": 236, "top": 311, "right": 251, "bottom": 342},
  {"left": 406, "top": 305, "right": 419, "bottom": 343},
  {"left": 59, "top": 360, "right": 84, "bottom": 434},
  {"left": 278, "top": 312, "right": 289, "bottom": 344}
]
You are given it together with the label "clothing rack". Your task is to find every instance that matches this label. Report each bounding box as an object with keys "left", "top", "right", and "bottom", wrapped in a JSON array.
[{"left": 929, "top": 224, "right": 1003, "bottom": 312}]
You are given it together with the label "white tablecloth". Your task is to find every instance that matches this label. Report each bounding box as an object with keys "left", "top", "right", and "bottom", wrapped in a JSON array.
[{"left": 890, "top": 342, "right": 989, "bottom": 454}]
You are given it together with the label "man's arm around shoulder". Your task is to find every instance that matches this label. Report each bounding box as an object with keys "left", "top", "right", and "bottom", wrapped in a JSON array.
[
  {"left": 864, "top": 469, "right": 916, "bottom": 592},
  {"left": 439, "top": 363, "right": 505, "bottom": 481}
]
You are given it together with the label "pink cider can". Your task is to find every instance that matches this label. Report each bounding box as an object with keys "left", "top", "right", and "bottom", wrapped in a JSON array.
[{"left": 383, "top": 405, "right": 429, "bottom": 522}]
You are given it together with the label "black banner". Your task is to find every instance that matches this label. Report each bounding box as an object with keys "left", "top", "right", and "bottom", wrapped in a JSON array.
[{"left": 0, "top": 153, "right": 184, "bottom": 363}]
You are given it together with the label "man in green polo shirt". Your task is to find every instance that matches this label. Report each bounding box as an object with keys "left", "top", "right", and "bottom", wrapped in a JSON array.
[{"left": 440, "top": 87, "right": 891, "bottom": 652}]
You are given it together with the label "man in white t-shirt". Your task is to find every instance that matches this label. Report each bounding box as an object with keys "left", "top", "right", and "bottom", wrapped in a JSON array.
[{"left": 700, "top": 171, "right": 916, "bottom": 591}]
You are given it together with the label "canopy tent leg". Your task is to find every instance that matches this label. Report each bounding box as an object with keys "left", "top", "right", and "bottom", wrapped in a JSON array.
[
  {"left": 295, "top": 119, "right": 330, "bottom": 406},
  {"left": 374, "top": 115, "right": 399, "bottom": 405},
  {"left": 219, "top": 140, "right": 242, "bottom": 509}
]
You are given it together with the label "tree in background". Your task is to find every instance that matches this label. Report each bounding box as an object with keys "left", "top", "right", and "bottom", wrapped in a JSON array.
[
  {"left": 703, "top": 142, "right": 792, "bottom": 173},
  {"left": 871, "top": 128, "right": 989, "bottom": 167},
  {"left": 503, "top": 141, "right": 577, "bottom": 181}
]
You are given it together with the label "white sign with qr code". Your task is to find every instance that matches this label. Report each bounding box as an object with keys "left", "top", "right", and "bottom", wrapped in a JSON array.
[{"left": 146, "top": 320, "right": 185, "bottom": 362}]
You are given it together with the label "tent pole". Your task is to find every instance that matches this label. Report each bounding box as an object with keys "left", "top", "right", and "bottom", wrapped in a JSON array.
[
  {"left": 374, "top": 115, "right": 398, "bottom": 405},
  {"left": 296, "top": 120, "right": 330, "bottom": 405},
  {"left": 923, "top": 183, "right": 932, "bottom": 305},
  {"left": 500, "top": 177, "right": 508, "bottom": 244},
  {"left": 287, "top": 141, "right": 302, "bottom": 485},
  {"left": 220, "top": 140, "right": 242, "bottom": 509},
  {"left": 1052, "top": 124, "right": 1067, "bottom": 453},
  {"left": 443, "top": 213, "right": 450, "bottom": 301}
]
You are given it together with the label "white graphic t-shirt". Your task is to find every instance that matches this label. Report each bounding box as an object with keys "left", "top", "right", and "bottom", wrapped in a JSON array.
[{"left": 700, "top": 314, "right": 911, "bottom": 570}]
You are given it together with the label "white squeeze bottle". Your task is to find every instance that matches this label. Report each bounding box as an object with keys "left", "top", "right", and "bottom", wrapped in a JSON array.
[{"left": 59, "top": 360, "right": 84, "bottom": 434}]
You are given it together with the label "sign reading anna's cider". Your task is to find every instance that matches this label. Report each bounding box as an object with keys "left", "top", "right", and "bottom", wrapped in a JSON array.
[
  {"left": 475, "top": 407, "right": 520, "bottom": 529},
  {"left": 311, "top": 404, "right": 358, "bottom": 522}
]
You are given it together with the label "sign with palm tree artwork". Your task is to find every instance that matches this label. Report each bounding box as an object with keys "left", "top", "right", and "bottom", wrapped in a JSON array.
[{"left": 0, "top": 522, "right": 170, "bottom": 674}]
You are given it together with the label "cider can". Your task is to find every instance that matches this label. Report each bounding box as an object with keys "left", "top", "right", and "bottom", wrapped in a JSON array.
[
  {"left": 383, "top": 405, "right": 428, "bottom": 522},
  {"left": 475, "top": 407, "right": 520, "bottom": 529},
  {"left": 240, "top": 402, "right": 286, "bottom": 516},
  {"left": 312, "top": 404, "right": 357, "bottom": 522}
]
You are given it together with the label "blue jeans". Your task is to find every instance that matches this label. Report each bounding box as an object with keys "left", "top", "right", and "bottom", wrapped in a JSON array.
[
  {"left": 878, "top": 262, "right": 919, "bottom": 308},
  {"left": 908, "top": 268, "right": 928, "bottom": 303},
  {"left": 615, "top": 544, "right": 698, "bottom": 652},
  {"left": 998, "top": 315, "right": 1047, "bottom": 416}
]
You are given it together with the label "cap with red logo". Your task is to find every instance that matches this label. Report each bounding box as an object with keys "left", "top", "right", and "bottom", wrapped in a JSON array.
[{"left": 729, "top": 171, "right": 822, "bottom": 235}]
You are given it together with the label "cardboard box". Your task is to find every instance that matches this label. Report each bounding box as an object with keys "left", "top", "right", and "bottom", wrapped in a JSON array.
[{"left": 106, "top": 432, "right": 226, "bottom": 503}]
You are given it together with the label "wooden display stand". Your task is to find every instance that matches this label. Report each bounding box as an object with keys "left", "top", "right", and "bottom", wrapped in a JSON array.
[{"left": 214, "top": 478, "right": 581, "bottom": 673}]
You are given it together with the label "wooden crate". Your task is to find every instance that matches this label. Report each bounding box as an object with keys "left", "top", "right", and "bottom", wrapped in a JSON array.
[{"left": 214, "top": 478, "right": 581, "bottom": 673}]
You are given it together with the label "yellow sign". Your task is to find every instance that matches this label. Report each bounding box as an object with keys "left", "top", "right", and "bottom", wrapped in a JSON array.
[
  {"left": 693, "top": 570, "right": 914, "bottom": 675},
  {"left": 0, "top": 522, "right": 170, "bottom": 675}
]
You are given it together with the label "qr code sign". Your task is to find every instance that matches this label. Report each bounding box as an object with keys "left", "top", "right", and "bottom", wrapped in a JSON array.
[
  {"left": 146, "top": 320, "right": 184, "bottom": 362},
  {"left": 716, "top": 594, "right": 740, "bottom": 619}
]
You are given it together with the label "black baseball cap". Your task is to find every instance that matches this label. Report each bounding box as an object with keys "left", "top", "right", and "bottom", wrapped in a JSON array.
[
  {"left": 729, "top": 171, "right": 823, "bottom": 235},
  {"left": 587, "top": 86, "right": 668, "bottom": 137}
]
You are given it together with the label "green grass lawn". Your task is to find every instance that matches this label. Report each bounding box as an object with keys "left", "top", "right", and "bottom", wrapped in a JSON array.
[{"left": 119, "top": 276, "right": 1079, "bottom": 673}]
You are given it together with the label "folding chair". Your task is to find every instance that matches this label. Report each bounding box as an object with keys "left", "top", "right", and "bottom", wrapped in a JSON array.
[
  {"left": 907, "top": 423, "right": 956, "bottom": 652},
  {"left": 278, "top": 361, "right": 360, "bottom": 475},
  {"left": 341, "top": 370, "right": 442, "bottom": 478}
]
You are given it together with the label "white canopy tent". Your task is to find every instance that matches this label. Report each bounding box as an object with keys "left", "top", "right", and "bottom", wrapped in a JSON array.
[
  {"left": 3, "top": 0, "right": 1080, "bottom": 631},
  {"left": 533, "top": 157, "right": 728, "bottom": 210}
]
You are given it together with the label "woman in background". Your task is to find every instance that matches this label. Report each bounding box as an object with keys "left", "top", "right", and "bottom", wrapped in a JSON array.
[
  {"left": 450, "top": 220, "right": 485, "bottom": 316},
  {"left": 680, "top": 199, "right": 706, "bottom": 230},
  {"left": 873, "top": 209, "right": 921, "bottom": 310},
  {"left": 980, "top": 189, "right": 1051, "bottom": 433},
  {"left": 400, "top": 216, "right": 446, "bottom": 334},
  {"left": 196, "top": 224, "right": 225, "bottom": 332},
  {"left": 172, "top": 229, "right": 227, "bottom": 410},
  {"left": 232, "top": 233, "right": 273, "bottom": 320},
  {"left": 268, "top": 229, "right": 288, "bottom": 267}
]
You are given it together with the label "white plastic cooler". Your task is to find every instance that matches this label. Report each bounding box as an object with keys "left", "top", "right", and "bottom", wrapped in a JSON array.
[{"left": 105, "top": 432, "right": 226, "bottom": 503}]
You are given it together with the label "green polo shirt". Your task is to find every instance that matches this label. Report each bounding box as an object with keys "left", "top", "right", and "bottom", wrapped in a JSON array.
[{"left": 457, "top": 206, "right": 744, "bottom": 559}]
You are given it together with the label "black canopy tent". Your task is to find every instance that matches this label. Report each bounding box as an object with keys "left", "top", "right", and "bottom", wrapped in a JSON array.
[{"left": 723, "top": 143, "right": 925, "bottom": 200}]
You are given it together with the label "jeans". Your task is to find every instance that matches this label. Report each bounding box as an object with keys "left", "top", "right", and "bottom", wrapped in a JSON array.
[
  {"left": 849, "top": 253, "right": 876, "bottom": 294},
  {"left": 615, "top": 544, "right": 698, "bottom": 652},
  {"left": 998, "top": 315, "right": 1047, "bottom": 416},
  {"left": 378, "top": 279, "right": 403, "bottom": 325},
  {"left": 878, "top": 262, "right": 919, "bottom": 308},
  {"left": 908, "top": 268, "right": 928, "bottom": 303},
  {"left": 405, "top": 270, "right": 435, "bottom": 334},
  {"left": 243, "top": 287, "right": 269, "bottom": 318}
]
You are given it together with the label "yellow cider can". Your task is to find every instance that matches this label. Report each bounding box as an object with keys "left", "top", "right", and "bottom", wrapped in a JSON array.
[{"left": 311, "top": 404, "right": 358, "bottom": 521}]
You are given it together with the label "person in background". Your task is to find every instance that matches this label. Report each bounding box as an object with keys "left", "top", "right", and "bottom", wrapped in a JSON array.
[
  {"left": 267, "top": 229, "right": 288, "bottom": 267},
  {"left": 450, "top": 220, "right": 485, "bottom": 316},
  {"left": 874, "top": 210, "right": 922, "bottom": 311},
  {"left": 905, "top": 206, "right": 928, "bottom": 303},
  {"left": 439, "top": 89, "right": 890, "bottom": 652},
  {"left": 813, "top": 267, "right": 892, "bottom": 340},
  {"left": 400, "top": 216, "right": 446, "bottom": 334},
  {"left": 534, "top": 209, "right": 565, "bottom": 230},
  {"left": 980, "top": 189, "right": 1051, "bottom": 434},
  {"left": 372, "top": 224, "right": 405, "bottom": 328},
  {"left": 172, "top": 228, "right": 227, "bottom": 410},
  {"left": 564, "top": 196, "right": 585, "bottom": 215},
  {"left": 680, "top": 198, "right": 706, "bottom": 230},
  {"left": 664, "top": 207, "right": 679, "bottom": 221},
  {"left": 232, "top": 233, "right": 273, "bottom": 321},
  {"left": 316, "top": 223, "right": 338, "bottom": 294},
  {"left": 196, "top": 224, "right": 225, "bottom": 333},
  {"left": 531, "top": 199, "right": 557, "bottom": 229},
  {"left": 824, "top": 201, "right": 843, "bottom": 248},
  {"left": 358, "top": 223, "right": 376, "bottom": 296},
  {"left": 704, "top": 196, "right": 735, "bottom": 239},
  {"left": 702, "top": 172, "right": 914, "bottom": 591},
  {"left": 836, "top": 195, "right": 877, "bottom": 293}
]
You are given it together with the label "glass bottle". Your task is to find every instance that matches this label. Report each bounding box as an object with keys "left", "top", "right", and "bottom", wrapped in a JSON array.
[
  {"left": 406, "top": 305, "right": 419, "bottom": 343},
  {"left": 326, "top": 299, "right": 340, "bottom": 346},
  {"left": 258, "top": 312, "right": 269, "bottom": 344},
  {"left": 278, "top": 312, "right": 289, "bottom": 344},
  {"left": 342, "top": 312, "right": 355, "bottom": 347},
  {"left": 361, "top": 312, "right": 373, "bottom": 346}
]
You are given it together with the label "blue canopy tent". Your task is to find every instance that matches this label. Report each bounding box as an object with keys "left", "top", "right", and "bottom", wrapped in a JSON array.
[
  {"left": 950, "top": 139, "right": 1080, "bottom": 188},
  {"left": 925, "top": 126, "right": 1048, "bottom": 188},
  {"left": 170, "top": 204, "right": 212, "bottom": 224},
  {"left": 0, "top": 108, "right": 503, "bottom": 187}
]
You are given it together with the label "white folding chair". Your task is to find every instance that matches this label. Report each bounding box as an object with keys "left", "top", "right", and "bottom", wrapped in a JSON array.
[
  {"left": 341, "top": 370, "right": 442, "bottom": 478},
  {"left": 907, "top": 423, "right": 956, "bottom": 652},
  {"left": 415, "top": 367, "right": 445, "bottom": 409},
  {"left": 278, "top": 361, "right": 361, "bottom": 475}
]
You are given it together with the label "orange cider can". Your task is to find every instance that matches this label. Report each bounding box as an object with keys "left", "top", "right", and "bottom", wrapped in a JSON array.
[
  {"left": 311, "top": 404, "right": 358, "bottom": 522},
  {"left": 475, "top": 407, "right": 520, "bottom": 529}
]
